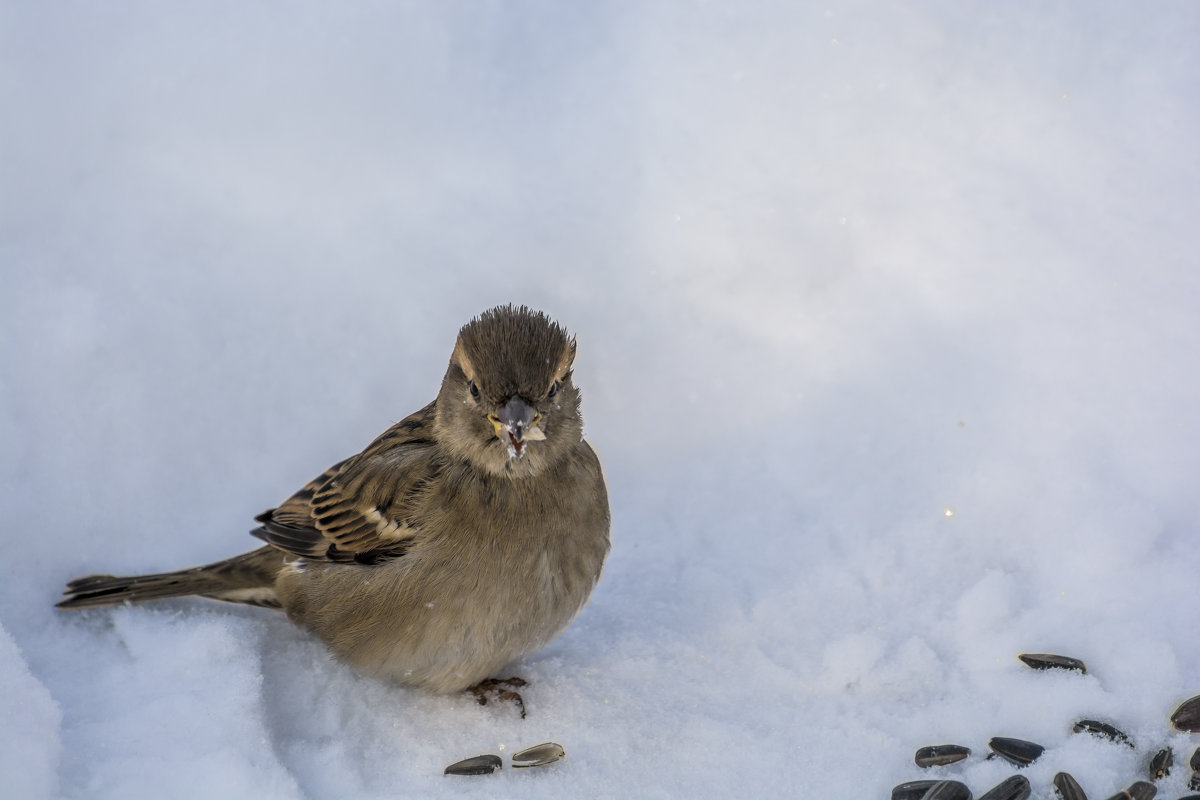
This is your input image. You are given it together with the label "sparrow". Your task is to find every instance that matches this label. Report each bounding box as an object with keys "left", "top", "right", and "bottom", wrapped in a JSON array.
[{"left": 58, "top": 305, "right": 611, "bottom": 706}]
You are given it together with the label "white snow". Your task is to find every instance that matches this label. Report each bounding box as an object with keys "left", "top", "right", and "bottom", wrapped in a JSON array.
[{"left": 3, "top": 2, "right": 1199, "bottom": 798}]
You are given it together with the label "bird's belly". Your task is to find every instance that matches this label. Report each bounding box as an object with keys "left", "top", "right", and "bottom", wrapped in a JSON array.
[{"left": 276, "top": 543, "right": 599, "bottom": 693}]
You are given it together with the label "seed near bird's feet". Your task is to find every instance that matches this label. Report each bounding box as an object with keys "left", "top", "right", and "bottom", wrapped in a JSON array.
[
  {"left": 470, "top": 676, "right": 528, "bottom": 719},
  {"left": 444, "top": 754, "right": 503, "bottom": 776},
  {"left": 512, "top": 742, "right": 566, "bottom": 768}
]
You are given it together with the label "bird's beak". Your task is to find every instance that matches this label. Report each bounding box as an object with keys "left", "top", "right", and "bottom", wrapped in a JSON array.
[{"left": 489, "top": 396, "right": 545, "bottom": 458}]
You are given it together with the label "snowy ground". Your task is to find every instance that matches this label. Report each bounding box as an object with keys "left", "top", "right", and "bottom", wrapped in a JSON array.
[{"left": 3, "top": 2, "right": 1199, "bottom": 798}]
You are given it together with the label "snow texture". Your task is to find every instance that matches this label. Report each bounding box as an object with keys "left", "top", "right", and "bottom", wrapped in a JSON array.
[{"left": 3, "top": 2, "right": 1199, "bottom": 798}]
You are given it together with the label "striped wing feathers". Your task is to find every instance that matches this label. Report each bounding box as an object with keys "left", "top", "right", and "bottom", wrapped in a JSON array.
[{"left": 253, "top": 402, "right": 437, "bottom": 564}]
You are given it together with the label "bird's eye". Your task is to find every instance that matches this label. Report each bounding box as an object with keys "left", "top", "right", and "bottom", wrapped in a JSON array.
[
  {"left": 547, "top": 381, "right": 560, "bottom": 398},
  {"left": 468, "top": 381, "right": 480, "bottom": 399}
]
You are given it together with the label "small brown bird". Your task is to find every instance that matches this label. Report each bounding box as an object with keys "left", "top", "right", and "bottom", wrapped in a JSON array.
[{"left": 58, "top": 305, "right": 611, "bottom": 707}]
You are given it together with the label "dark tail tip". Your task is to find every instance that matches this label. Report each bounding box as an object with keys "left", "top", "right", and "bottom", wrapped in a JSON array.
[{"left": 56, "top": 571, "right": 196, "bottom": 609}]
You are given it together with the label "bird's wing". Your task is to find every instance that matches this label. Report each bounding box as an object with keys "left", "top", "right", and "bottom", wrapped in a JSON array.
[{"left": 252, "top": 401, "right": 439, "bottom": 565}]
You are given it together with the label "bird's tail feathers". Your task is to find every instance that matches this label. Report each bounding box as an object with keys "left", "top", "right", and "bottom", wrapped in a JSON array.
[{"left": 57, "top": 547, "right": 284, "bottom": 610}]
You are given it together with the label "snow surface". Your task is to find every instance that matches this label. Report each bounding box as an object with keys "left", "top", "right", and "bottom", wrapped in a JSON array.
[{"left": 3, "top": 2, "right": 1199, "bottom": 798}]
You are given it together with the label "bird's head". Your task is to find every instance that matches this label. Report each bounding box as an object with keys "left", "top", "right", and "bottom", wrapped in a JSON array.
[{"left": 434, "top": 305, "right": 584, "bottom": 477}]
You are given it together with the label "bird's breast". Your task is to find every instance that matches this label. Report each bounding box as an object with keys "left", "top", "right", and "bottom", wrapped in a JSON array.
[{"left": 277, "top": 456, "right": 609, "bottom": 693}]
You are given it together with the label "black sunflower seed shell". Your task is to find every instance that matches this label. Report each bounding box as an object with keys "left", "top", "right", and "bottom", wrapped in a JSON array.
[
  {"left": 988, "top": 736, "right": 1044, "bottom": 767},
  {"left": 1172, "top": 694, "right": 1200, "bottom": 733},
  {"left": 1147, "top": 746, "right": 1172, "bottom": 780},
  {"left": 892, "top": 780, "right": 939, "bottom": 800},
  {"left": 1053, "top": 772, "right": 1088, "bottom": 800},
  {"left": 1124, "top": 780, "right": 1157, "bottom": 800},
  {"left": 511, "top": 741, "right": 566, "bottom": 768},
  {"left": 1018, "top": 653, "right": 1087, "bottom": 674},
  {"left": 920, "top": 779, "right": 972, "bottom": 800},
  {"left": 1073, "top": 719, "right": 1134, "bottom": 747},
  {"left": 443, "top": 754, "right": 502, "bottom": 776},
  {"left": 1102, "top": 780, "right": 1157, "bottom": 800},
  {"left": 915, "top": 744, "right": 972, "bottom": 768},
  {"left": 978, "top": 774, "right": 1031, "bottom": 800}
]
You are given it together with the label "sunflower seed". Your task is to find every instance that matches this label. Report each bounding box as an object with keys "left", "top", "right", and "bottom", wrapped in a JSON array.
[
  {"left": 511, "top": 741, "right": 566, "bottom": 768},
  {"left": 1147, "top": 746, "right": 1172, "bottom": 780},
  {"left": 919, "top": 779, "right": 972, "bottom": 800},
  {"left": 892, "top": 780, "right": 939, "bottom": 800},
  {"left": 1172, "top": 694, "right": 1200, "bottom": 733},
  {"left": 988, "top": 737, "right": 1044, "bottom": 767},
  {"left": 1102, "top": 781, "right": 1158, "bottom": 800},
  {"left": 978, "top": 774, "right": 1031, "bottom": 800},
  {"left": 1018, "top": 653, "right": 1087, "bottom": 674},
  {"left": 915, "top": 744, "right": 972, "bottom": 768},
  {"left": 1053, "top": 772, "right": 1088, "bottom": 800},
  {"left": 1073, "top": 719, "right": 1134, "bottom": 747},
  {"left": 444, "top": 754, "right": 502, "bottom": 776},
  {"left": 1124, "top": 781, "right": 1157, "bottom": 800}
]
